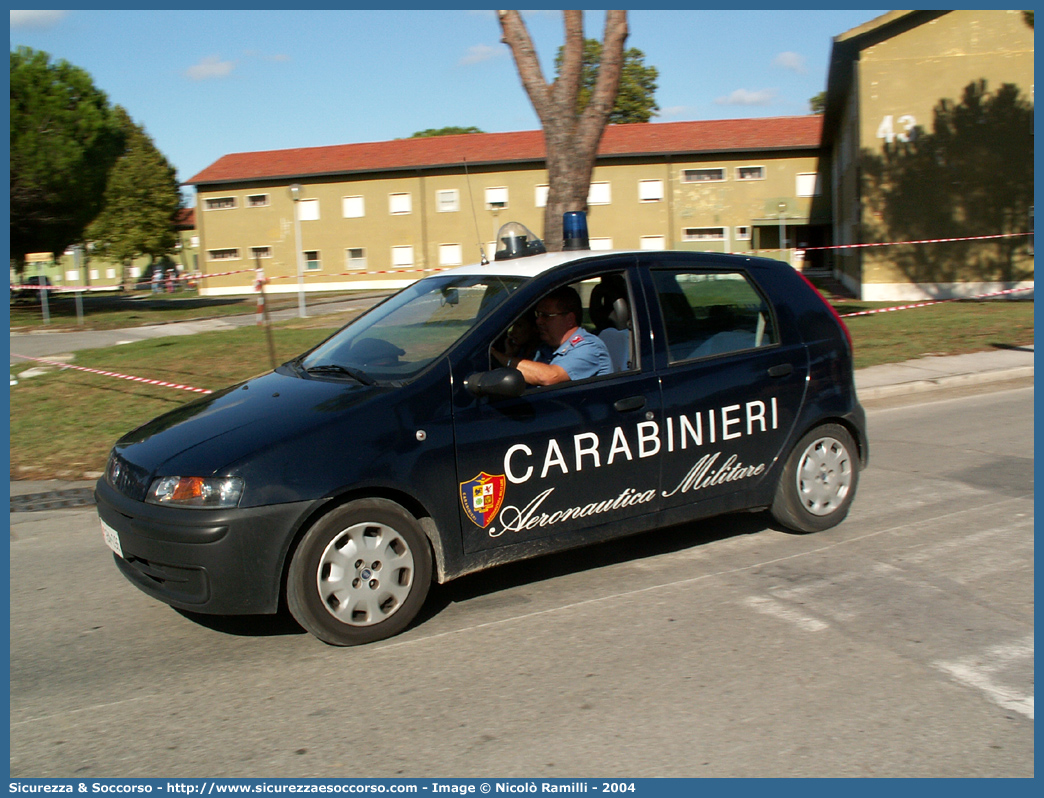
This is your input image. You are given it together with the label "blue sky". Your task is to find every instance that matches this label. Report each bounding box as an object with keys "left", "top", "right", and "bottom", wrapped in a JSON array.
[{"left": 10, "top": 8, "right": 886, "bottom": 202}]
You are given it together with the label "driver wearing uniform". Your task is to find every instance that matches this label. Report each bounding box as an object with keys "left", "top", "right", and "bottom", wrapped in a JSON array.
[{"left": 493, "top": 286, "right": 612, "bottom": 386}]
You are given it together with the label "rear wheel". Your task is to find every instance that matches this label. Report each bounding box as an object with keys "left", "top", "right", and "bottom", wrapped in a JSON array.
[
  {"left": 287, "top": 499, "right": 432, "bottom": 645},
  {"left": 771, "top": 424, "right": 859, "bottom": 533}
]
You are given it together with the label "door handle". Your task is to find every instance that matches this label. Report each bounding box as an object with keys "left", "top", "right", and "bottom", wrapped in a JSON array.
[
  {"left": 767, "top": 363, "right": 794, "bottom": 378},
  {"left": 614, "top": 395, "right": 647, "bottom": 413}
]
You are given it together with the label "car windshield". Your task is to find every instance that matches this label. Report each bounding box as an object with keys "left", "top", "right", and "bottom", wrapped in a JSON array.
[{"left": 299, "top": 274, "right": 526, "bottom": 381}]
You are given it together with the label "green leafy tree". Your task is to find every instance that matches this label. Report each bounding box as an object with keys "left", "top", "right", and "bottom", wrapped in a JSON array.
[
  {"left": 410, "top": 126, "right": 485, "bottom": 137},
  {"left": 10, "top": 47, "right": 125, "bottom": 273},
  {"left": 809, "top": 91, "right": 826, "bottom": 114},
  {"left": 86, "top": 107, "right": 182, "bottom": 289},
  {"left": 555, "top": 38, "right": 658, "bottom": 124}
]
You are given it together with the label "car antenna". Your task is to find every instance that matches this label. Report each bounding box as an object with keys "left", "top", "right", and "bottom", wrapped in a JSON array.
[{"left": 463, "top": 156, "right": 489, "bottom": 265}]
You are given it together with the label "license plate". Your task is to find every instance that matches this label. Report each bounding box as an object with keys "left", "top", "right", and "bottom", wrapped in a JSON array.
[{"left": 101, "top": 520, "right": 124, "bottom": 559}]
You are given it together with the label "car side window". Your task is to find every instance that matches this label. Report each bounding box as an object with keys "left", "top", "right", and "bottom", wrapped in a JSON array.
[
  {"left": 651, "top": 269, "right": 778, "bottom": 363},
  {"left": 489, "top": 270, "right": 638, "bottom": 383}
]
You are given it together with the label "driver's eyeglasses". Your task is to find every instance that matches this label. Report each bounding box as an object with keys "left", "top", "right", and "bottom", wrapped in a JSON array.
[{"left": 534, "top": 310, "right": 566, "bottom": 319}]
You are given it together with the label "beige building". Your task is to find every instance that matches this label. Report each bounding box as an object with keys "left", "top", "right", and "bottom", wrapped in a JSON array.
[
  {"left": 821, "top": 10, "right": 1034, "bottom": 300},
  {"left": 186, "top": 10, "right": 1032, "bottom": 301},
  {"left": 11, "top": 208, "right": 199, "bottom": 291},
  {"left": 185, "top": 118, "right": 828, "bottom": 296}
]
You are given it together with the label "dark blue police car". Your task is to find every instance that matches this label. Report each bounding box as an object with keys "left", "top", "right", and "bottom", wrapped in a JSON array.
[{"left": 96, "top": 215, "right": 867, "bottom": 646}]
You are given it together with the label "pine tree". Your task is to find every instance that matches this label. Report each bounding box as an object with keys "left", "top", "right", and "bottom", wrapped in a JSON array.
[{"left": 87, "top": 107, "right": 182, "bottom": 289}]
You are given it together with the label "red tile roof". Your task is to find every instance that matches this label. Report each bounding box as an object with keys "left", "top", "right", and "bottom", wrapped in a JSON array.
[
  {"left": 186, "top": 116, "right": 823, "bottom": 186},
  {"left": 174, "top": 207, "right": 195, "bottom": 228}
]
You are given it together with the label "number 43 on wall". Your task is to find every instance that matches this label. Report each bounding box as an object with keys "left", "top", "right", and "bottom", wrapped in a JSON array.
[{"left": 877, "top": 114, "right": 918, "bottom": 143}]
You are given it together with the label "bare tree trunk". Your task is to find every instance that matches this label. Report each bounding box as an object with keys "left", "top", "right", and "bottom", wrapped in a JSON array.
[{"left": 498, "top": 10, "right": 628, "bottom": 250}]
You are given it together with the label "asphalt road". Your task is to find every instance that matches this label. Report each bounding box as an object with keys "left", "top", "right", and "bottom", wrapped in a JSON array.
[{"left": 9, "top": 386, "right": 1034, "bottom": 778}]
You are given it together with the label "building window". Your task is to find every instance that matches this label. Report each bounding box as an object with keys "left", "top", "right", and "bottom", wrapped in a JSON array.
[
  {"left": 346, "top": 247, "right": 367, "bottom": 270},
  {"left": 343, "top": 196, "right": 365, "bottom": 218},
  {"left": 590, "top": 237, "right": 613, "bottom": 251},
  {"left": 250, "top": 246, "right": 272, "bottom": 259},
  {"left": 389, "top": 193, "right": 412, "bottom": 215},
  {"left": 535, "top": 185, "right": 549, "bottom": 208},
  {"left": 247, "top": 194, "right": 270, "bottom": 207},
  {"left": 640, "top": 236, "right": 666, "bottom": 250},
  {"left": 304, "top": 250, "right": 321, "bottom": 271},
  {"left": 190, "top": 235, "right": 199, "bottom": 248},
  {"left": 391, "top": 245, "right": 414, "bottom": 268},
  {"left": 736, "top": 166, "right": 765, "bottom": 181},
  {"left": 106, "top": 268, "right": 116, "bottom": 279},
  {"left": 683, "top": 227, "right": 727, "bottom": 241},
  {"left": 734, "top": 226, "right": 751, "bottom": 241},
  {"left": 638, "top": 179, "right": 664, "bottom": 202},
  {"left": 436, "top": 190, "right": 459, "bottom": 213},
  {"left": 204, "top": 197, "right": 236, "bottom": 210},
  {"left": 588, "top": 181, "right": 611, "bottom": 205},
  {"left": 682, "top": 168, "right": 725, "bottom": 183},
  {"left": 439, "top": 243, "right": 463, "bottom": 266},
  {"left": 797, "top": 173, "right": 822, "bottom": 197},
  {"left": 485, "top": 187, "right": 509, "bottom": 210},
  {"left": 297, "top": 199, "right": 320, "bottom": 221},
  {"left": 89, "top": 269, "right": 99, "bottom": 280},
  {"left": 207, "top": 248, "right": 240, "bottom": 261}
]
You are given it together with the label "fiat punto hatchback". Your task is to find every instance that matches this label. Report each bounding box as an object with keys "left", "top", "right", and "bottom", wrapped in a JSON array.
[{"left": 96, "top": 218, "right": 868, "bottom": 646}]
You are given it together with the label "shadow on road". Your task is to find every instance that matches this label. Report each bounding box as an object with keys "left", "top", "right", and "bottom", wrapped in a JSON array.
[{"left": 167, "top": 509, "right": 780, "bottom": 642}]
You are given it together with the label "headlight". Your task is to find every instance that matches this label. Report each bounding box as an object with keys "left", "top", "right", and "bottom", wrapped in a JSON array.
[{"left": 146, "top": 476, "right": 244, "bottom": 508}]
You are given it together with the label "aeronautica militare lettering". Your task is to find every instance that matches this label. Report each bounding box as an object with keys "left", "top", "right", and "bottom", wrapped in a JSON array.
[{"left": 482, "top": 396, "right": 780, "bottom": 537}]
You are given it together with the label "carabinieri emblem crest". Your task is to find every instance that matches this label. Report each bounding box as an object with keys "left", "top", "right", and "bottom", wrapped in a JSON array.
[{"left": 459, "top": 472, "right": 506, "bottom": 528}]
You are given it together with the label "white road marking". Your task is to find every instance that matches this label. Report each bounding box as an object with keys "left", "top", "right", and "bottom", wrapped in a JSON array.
[
  {"left": 934, "top": 635, "right": 1035, "bottom": 720},
  {"left": 743, "top": 595, "right": 828, "bottom": 632}
]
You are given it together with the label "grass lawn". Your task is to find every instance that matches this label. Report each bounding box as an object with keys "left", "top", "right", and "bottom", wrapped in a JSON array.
[{"left": 9, "top": 295, "right": 1034, "bottom": 480}]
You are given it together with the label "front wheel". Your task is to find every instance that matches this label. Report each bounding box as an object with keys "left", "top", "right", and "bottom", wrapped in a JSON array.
[
  {"left": 771, "top": 424, "right": 859, "bottom": 533},
  {"left": 287, "top": 499, "right": 433, "bottom": 645}
]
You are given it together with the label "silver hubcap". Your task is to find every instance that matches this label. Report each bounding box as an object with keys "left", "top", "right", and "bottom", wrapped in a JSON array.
[
  {"left": 316, "top": 522, "right": 415, "bottom": 626},
  {"left": 796, "top": 436, "right": 852, "bottom": 516}
]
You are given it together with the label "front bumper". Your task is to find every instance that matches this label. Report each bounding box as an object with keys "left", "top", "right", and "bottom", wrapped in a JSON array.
[{"left": 95, "top": 478, "right": 319, "bottom": 615}]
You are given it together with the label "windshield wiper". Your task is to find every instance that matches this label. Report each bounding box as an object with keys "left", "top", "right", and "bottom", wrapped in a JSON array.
[{"left": 303, "top": 363, "right": 376, "bottom": 385}]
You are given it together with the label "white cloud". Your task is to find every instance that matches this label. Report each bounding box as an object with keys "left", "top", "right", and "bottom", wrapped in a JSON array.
[
  {"left": 10, "top": 10, "right": 67, "bottom": 28},
  {"left": 185, "top": 55, "right": 236, "bottom": 81},
  {"left": 773, "top": 51, "right": 808, "bottom": 74},
  {"left": 715, "top": 88, "right": 777, "bottom": 106},
  {"left": 459, "top": 44, "right": 505, "bottom": 66},
  {"left": 661, "top": 105, "right": 696, "bottom": 118}
]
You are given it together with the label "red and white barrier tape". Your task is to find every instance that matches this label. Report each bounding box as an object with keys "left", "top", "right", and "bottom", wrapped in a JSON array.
[
  {"left": 803, "top": 231, "right": 1032, "bottom": 253},
  {"left": 10, "top": 274, "right": 197, "bottom": 293},
  {"left": 11, "top": 354, "right": 212, "bottom": 395},
  {"left": 838, "top": 286, "right": 1033, "bottom": 318},
  {"left": 749, "top": 230, "right": 1033, "bottom": 255}
]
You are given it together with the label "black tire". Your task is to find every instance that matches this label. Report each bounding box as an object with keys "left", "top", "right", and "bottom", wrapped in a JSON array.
[
  {"left": 287, "top": 498, "right": 432, "bottom": 646},
  {"left": 771, "top": 423, "right": 859, "bottom": 533}
]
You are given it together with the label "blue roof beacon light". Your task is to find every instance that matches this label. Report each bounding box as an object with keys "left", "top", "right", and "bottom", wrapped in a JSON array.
[
  {"left": 494, "top": 221, "right": 546, "bottom": 261},
  {"left": 562, "top": 211, "right": 590, "bottom": 251}
]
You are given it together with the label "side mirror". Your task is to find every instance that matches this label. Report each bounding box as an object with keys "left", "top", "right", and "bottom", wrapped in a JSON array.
[{"left": 464, "top": 367, "right": 526, "bottom": 398}]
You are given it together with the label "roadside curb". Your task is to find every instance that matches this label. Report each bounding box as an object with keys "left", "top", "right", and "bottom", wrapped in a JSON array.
[{"left": 856, "top": 365, "right": 1034, "bottom": 401}]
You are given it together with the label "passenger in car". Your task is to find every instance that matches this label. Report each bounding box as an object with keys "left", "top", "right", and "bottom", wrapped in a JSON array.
[{"left": 493, "top": 286, "right": 612, "bottom": 386}]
